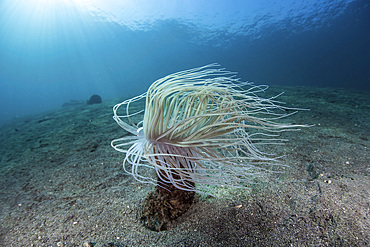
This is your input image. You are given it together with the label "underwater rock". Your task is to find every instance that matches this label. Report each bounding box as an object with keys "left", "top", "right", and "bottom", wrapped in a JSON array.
[{"left": 87, "top": 95, "right": 102, "bottom": 105}]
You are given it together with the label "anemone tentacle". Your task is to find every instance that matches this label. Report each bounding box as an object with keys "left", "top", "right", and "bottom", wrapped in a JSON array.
[{"left": 111, "top": 64, "right": 306, "bottom": 193}]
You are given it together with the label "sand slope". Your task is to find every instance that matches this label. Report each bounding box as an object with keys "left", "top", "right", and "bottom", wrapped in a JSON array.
[{"left": 0, "top": 86, "right": 369, "bottom": 246}]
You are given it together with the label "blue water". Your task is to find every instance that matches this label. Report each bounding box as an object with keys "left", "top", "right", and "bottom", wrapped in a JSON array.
[{"left": 0, "top": 0, "right": 369, "bottom": 124}]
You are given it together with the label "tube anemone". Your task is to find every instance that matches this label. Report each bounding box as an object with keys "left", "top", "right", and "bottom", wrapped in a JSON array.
[{"left": 111, "top": 64, "right": 304, "bottom": 193}]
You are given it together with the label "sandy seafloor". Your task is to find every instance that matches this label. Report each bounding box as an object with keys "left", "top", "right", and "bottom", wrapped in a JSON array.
[{"left": 0, "top": 86, "right": 369, "bottom": 247}]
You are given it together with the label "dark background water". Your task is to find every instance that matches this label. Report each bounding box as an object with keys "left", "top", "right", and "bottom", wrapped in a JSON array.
[{"left": 0, "top": 0, "right": 369, "bottom": 124}]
